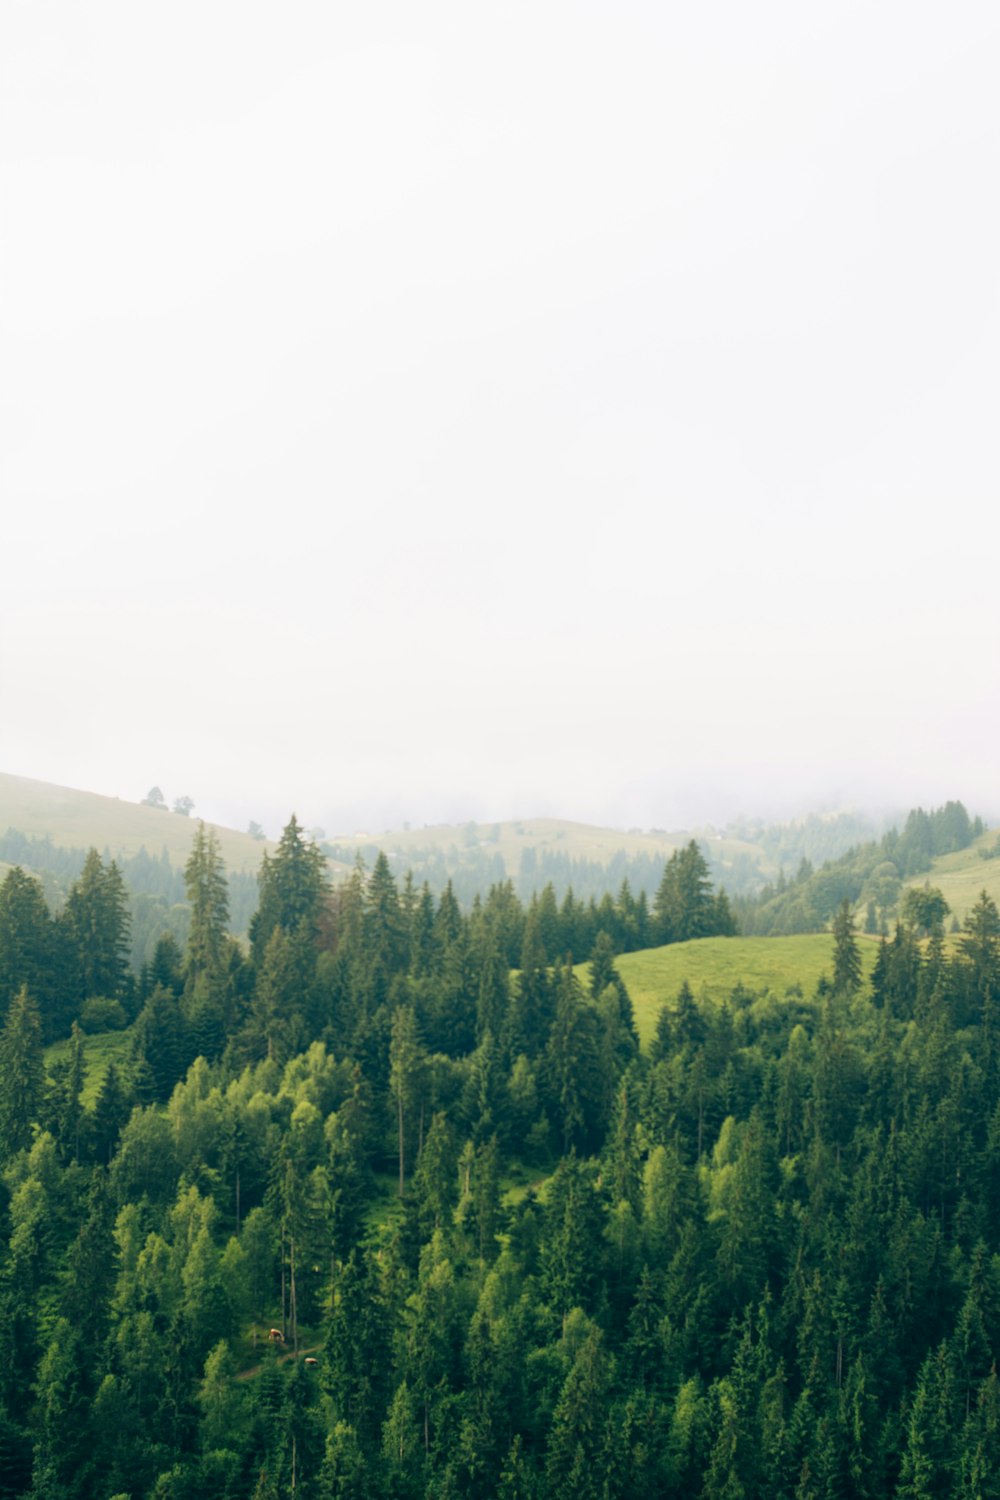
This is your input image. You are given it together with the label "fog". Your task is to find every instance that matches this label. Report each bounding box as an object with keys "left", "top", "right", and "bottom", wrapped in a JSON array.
[{"left": 2, "top": 3, "right": 999, "bottom": 838}]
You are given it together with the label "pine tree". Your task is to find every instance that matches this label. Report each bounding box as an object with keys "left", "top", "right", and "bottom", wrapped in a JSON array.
[
  {"left": 0, "top": 986, "right": 44, "bottom": 1158},
  {"left": 31, "top": 1319, "right": 92, "bottom": 1498},
  {"left": 365, "top": 852, "right": 407, "bottom": 976},
  {"left": 60, "top": 1173, "right": 116, "bottom": 1351},
  {"left": 184, "top": 822, "right": 230, "bottom": 981},
  {"left": 654, "top": 842, "right": 717, "bottom": 944},
  {"left": 540, "top": 1156, "right": 604, "bottom": 1317},
  {"left": 544, "top": 965, "right": 603, "bottom": 1154},
  {"left": 323, "top": 1251, "right": 393, "bottom": 1450},
  {"left": 476, "top": 931, "right": 511, "bottom": 1047},
  {"left": 56, "top": 1019, "right": 87, "bottom": 1163},
  {"left": 390, "top": 1006, "right": 425, "bottom": 1197},
  {"left": 513, "top": 911, "right": 554, "bottom": 1058},
  {"left": 832, "top": 898, "right": 863, "bottom": 995},
  {"left": 63, "top": 850, "right": 131, "bottom": 1003},
  {"left": 92, "top": 1061, "right": 132, "bottom": 1164},
  {"left": 250, "top": 815, "right": 328, "bottom": 961},
  {"left": 413, "top": 1112, "right": 458, "bottom": 1234},
  {"left": 0, "top": 867, "right": 59, "bottom": 1031},
  {"left": 545, "top": 1327, "right": 613, "bottom": 1500}
]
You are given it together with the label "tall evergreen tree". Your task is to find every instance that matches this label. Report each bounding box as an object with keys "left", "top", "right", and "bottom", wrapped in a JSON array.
[
  {"left": 365, "top": 852, "right": 407, "bottom": 977},
  {"left": 250, "top": 816, "right": 328, "bottom": 961},
  {"left": 63, "top": 850, "right": 131, "bottom": 1003},
  {"left": 0, "top": 986, "right": 44, "bottom": 1158},
  {"left": 0, "top": 867, "right": 59, "bottom": 1031},
  {"left": 544, "top": 964, "right": 603, "bottom": 1154},
  {"left": 184, "top": 821, "right": 230, "bottom": 982},
  {"left": 654, "top": 842, "right": 717, "bottom": 944},
  {"left": 832, "top": 898, "right": 863, "bottom": 994},
  {"left": 390, "top": 1006, "right": 425, "bottom": 1197}
]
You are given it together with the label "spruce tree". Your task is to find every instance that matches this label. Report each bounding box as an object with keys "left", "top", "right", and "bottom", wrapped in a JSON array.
[
  {"left": 184, "top": 821, "right": 230, "bottom": 982},
  {"left": 250, "top": 815, "right": 328, "bottom": 961},
  {"left": 832, "top": 898, "right": 863, "bottom": 994},
  {"left": 64, "top": 850, "right": 131, "bottom": 1003},
  {"left": 0, "top": 986, "right": 44, "bottom": 1157},
  {"left": 0, "top": 867, "right": 58, "bottom": 1030}
]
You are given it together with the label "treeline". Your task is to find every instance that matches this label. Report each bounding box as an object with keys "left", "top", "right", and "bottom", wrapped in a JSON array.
[
  {"left": 323, "top": 835, "right": 760, "bottom": 908},
  {"left": 0, "top": 832, "right": 736, "bottom": 1056},
  {"left": 723, "top": 811, "right": 883, "bottom": 876},
  {"left": 2, "top": 816, "right": 1000, "bottom": 1494},
  {"left": 0, "top": 826, "right": 259, "bottom": 966},
  {"left": 737, "top": 800, "right": 984, "bottom": 936}
]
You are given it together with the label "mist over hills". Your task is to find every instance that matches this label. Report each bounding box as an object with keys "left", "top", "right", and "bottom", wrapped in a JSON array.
[
  {"left": 2, "top": 770, "right": 994, "bottom": 961},
  {"left": 0, "top": 769, "right": 897, "bottom": 899}
]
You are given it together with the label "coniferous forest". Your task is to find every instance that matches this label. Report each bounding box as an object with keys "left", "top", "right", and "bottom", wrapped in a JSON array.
[{"left": 3, "top": 816, "right": 1000, "bottom": 1497}]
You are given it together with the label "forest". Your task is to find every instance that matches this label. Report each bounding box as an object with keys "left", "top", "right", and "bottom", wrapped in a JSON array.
[{"left": 1, "top": 814, "right": 1000, "bottom": 1497}]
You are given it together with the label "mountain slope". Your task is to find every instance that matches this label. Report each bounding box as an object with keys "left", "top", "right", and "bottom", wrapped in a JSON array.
[
  {"left": 903, "top": 824, "right": 1000, "bottom": 925},
  {"left": 0, "top": 772, "right": 270, "bottom": 873},
  {"left": 612, "top": 933, "right": 880, "bottom": 1045}
]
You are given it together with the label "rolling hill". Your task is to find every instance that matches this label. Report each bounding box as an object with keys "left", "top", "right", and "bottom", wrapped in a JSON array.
[
  {"left": 332, "top": 815, "right": 687, "bottom": 864},
  {"left": 902, "top": 824, "right": 1000, "bottom": 926},
  {"left": 0, "top": 772, "right": 272, "bottom": 874},
  {"left": 610, "top": 932, "right": 880, "bottom": 1045}
]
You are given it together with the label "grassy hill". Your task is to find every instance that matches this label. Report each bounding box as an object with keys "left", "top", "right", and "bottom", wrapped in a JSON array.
[
  {"left": 0, "top": 776, "right": 774, "bottom": 893},
  {"left": 327, "top": 815, "right": 768, "bottom": 883},
  {"left": 902, "top": 825, "right": 1000, "bottom": 926},
  {"left": 0, "top": 772, "right": 272, "bottom": 874},
  {"left": 610, "top": 933, "right": 880, "bottom": 1046},
  {"left": 45, "top": 1028, "right": 131, "bottom": 1105}
]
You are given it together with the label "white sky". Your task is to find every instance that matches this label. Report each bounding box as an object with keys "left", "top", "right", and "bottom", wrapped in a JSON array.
[{"left": 2, "top": 2, "right": 999, "bottom": 836}]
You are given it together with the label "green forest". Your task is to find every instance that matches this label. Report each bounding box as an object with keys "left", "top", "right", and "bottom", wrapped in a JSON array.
[{"left": 2, "top": 812, "right": 1000, "bottom": 1497}]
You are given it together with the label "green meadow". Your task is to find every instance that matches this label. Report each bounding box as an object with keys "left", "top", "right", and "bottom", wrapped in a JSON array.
[
  {"left": 902, "top": 827, "right": 1000, "bottom": 927},
  {"left": 45, "top": 1027, "right": 132, "bottom": 1106},
  {"left": 610, "top": 933, "right": 880, "bottom": 1046}
]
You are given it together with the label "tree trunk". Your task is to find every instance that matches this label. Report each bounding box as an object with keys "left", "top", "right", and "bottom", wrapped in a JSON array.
[
  {"left": 290, "top": 1236, "right": 298, "bottom": 1354},
  {"left": 281, "top": 1227, "right": 287, "bottom": 1341}
]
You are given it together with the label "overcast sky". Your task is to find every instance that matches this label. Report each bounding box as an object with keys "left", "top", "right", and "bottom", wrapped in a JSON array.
[{"left": 2, "top": 2, "right": 999, "bottom": 837}]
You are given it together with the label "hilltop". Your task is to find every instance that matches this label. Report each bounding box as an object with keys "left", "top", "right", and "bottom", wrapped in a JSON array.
[
  {"left": 0, "top": 771, "right": 272, "bottom": 874},
  {"left": 324, "top": 815, "right": 771, "bottom": 903}
]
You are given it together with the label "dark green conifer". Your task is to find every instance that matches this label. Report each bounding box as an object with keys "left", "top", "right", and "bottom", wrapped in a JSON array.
[{"left": 0, "top": 986, "right": 44, "bottom": 1157}]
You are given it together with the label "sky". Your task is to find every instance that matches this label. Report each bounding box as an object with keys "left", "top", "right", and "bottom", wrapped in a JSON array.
[{"left": 2, "top": 2, "right": 999, "bottom": 838}]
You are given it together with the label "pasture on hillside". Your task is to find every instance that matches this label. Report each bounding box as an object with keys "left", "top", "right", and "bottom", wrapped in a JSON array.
[
  {"left": 902, "top": 826, "right": 1000, "bottom": 927},
  {"left": 609, "top": 933, "right": 879, "bottom": 1046},
  {"left": 45, "top": 1027, "right": 132, "bottom": 1106}
]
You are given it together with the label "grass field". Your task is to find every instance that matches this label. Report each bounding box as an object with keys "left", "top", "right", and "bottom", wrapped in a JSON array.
[
  {"left": 45, "top": 1027, "right": 132, "bottom": 1105},
  {"left": 609, "top": 933, "right": 880, "bottom": 1046},
  {"left": 903, "top": 827, "right": 1000, "bottom": 927},
  {"left": 0, "top": 772, "right": 272, "bottom": 874}
]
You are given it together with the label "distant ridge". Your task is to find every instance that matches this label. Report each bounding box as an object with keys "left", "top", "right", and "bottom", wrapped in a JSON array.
[
  {"left": 0, "top": 771, "right": 271, "bottom": 873},
  {"left": 325, "top": 816, "right": 766, "bottom": 875}
]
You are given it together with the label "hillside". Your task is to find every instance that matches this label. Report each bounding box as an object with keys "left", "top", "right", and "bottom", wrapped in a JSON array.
[
  {"left": 328, "top": 814, "right": 764, "bottom": 865},
  {"left": 0, "top": 771, "right": 272, "bottom": 874},
  {"left": 612, "top": 932, "right": 880, "bottom": 1045},
  {"left": 902, "top": 824, "right": 1000, "bottom": 925},
  {"left": 325, "top": 815, "right": 770, "bottom": 897}
]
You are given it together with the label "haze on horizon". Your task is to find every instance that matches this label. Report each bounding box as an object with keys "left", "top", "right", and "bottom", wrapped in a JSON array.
[{"left": 2, "top": 3, "right": 999, "bottom": 841}]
